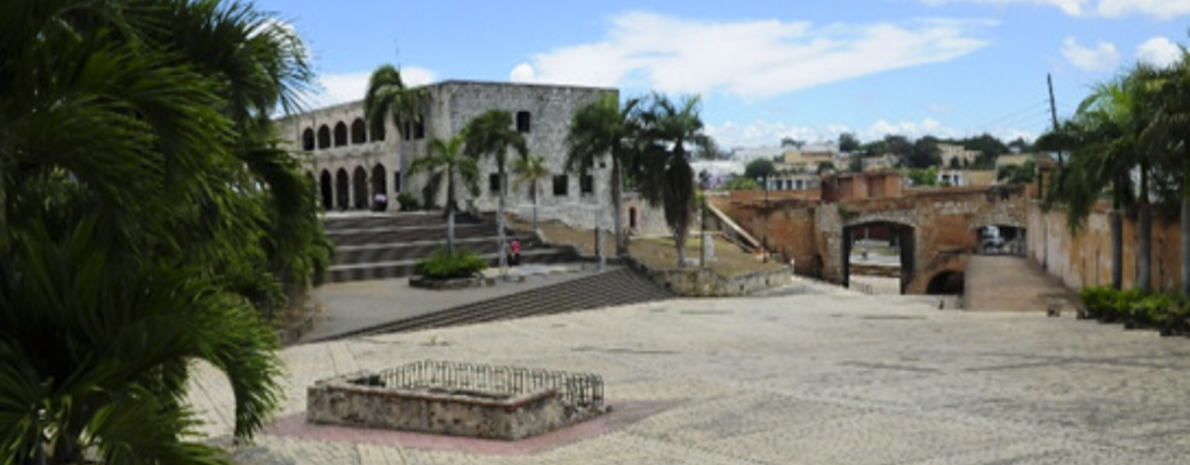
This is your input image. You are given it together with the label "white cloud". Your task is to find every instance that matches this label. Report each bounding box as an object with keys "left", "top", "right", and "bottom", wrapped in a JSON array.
[
  {"left": 920, "top": 0, "right": 1190, "bottom": 19},
  {"left": 306, "top": 67, "right": 437, "bottom": 109},
  {"left": 1137, "top": 37, "right": 1183, "bottom": 68},
  {"left": 510, "top": 63, "right": 537, "bottom": 83},
  {"left": 1096, "top": 0, "right": 1190, "bottom": 19},
  {"left": 1061, "top": 37, "right": 1120, "bottom": 72},
  {"left": 520, "top": 13, "right": 991, "bottom": 99}
]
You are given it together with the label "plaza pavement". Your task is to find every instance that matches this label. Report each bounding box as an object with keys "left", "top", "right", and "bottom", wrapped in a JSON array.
[{"left": 190, "top": 276, "right": 1190, "bottom": 464}]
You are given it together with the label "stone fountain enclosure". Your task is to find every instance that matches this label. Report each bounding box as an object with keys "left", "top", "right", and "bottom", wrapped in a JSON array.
[{"left": 306, "top": 360, "right": 607, "bottom": 440}]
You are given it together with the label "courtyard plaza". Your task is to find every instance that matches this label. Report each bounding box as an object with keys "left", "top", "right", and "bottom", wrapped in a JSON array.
[{"left": 189, "top": 275, "right": 1190, "bottom": 464}]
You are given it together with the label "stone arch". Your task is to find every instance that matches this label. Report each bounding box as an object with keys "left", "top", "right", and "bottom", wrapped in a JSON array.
[
  {"left": 925, "top": 270, "right": 965, "bottom": 295},
  {"left": 334, "top": 168, "right": 349, "bottom": 210},
  {"left": 302, "top": 128, "right": 315, "bottom": 151},
  {"left": 333, "top": 122, "right": 348, "bottom": 147},
  {"left": 351, "top": 118, "right": 367, "bottom": 144},
  {"left": 372, "top": 163, "right": 387, "bottom": 198},
  {"left": 319, "top": 169, "right": 333, "bottom": 211},
  {"left": 318, "top": 125, "right": 331, "bottom": 149},
  {"left": 841, "top": 218, "right": 916, "bottom": 294},
  {"left": 352, "top": 165, "right": 369, "bottom": 210}
]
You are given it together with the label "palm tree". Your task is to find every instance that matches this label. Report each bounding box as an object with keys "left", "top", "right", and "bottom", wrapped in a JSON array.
[
  {"left": 1041, "top": 71, "right": 1155, "bottom": 291},
  {"left": 410, "top": 134, "right": 480, "bottom": 253},
  {"left": 1138, "top": 52, "right": 1190, "bottom": 295},
  {"left": 463, "top": 110, "right": 527, "bottom": 275},
  {"left": 565, "top": 94, "right": 642, "bottom": 258},
  {"left": 635, "top": 94, "right": 716, "bottom": 268},
  {"left": 0, "top": 0, "right": 320, "bottom": 461},
  {"left": 365, "top": 64, "right": 424, "bottom": 197},
  {"left": 512, "top": 154, "right": 551, "bottom": 233}
]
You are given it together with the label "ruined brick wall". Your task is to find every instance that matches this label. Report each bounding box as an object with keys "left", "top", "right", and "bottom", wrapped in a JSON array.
[{"left": 1028, "top": 203, "right": 1184, "bottom": 292}]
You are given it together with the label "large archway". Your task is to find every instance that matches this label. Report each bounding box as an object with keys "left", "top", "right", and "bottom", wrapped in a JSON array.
[
  {"left": 973, "top": 224, "right": 1027, "bottom": 256},
  {"left": 926, "top": 270, "right": 965, "bottom": 295},
  {"left": 335, "top": 168, "right": 349, "bottom": 210},
  {"left": 841, "top": 220, "right": 915, "bottom": 294},
  {"left": 352, "top": 166, "right": 369, "bottom": 210},
  {"left": 302, "top": 128, "right": 315, "bottom": 151},
  {"left": 371, "top": 163, "right": 387, "bottom": 194},
  {"left": 334, "top": 122, "right": 348, "bottom": 147},
  {"left": 319, "top": 170, "right": 333, "bottom": 211},
  {"left": 318, "top": 125, "right": 331, "bottom": 149},
  {"left": 351, "top": 118, "right": 367, "bottom": 144}
]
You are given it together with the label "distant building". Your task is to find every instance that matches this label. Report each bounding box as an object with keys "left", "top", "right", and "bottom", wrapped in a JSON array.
[
  {"left": 938, "top": 143, "right": 980, "bottom": 169},
  {"left": 276, "top": 79, "right": 618, "bottom": 229},
  {"left": 730, "top": 146, "right": 786, "bottom": 163},
  {"left": 861, "top": 154, "right": 899, "bottom": 172}
]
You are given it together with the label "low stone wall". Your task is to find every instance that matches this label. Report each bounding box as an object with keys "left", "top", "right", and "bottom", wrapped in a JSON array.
[
  {"left": 638, "top": 264, "right": 793, "bottom": 297},
  {"left": 306, "top": 361, "right": 607, "bottom": 440},
  {"left": 307, "top": 380, "right": 568, "bottom": 440}
]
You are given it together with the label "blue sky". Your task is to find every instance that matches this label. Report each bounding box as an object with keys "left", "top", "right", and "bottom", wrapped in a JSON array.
[{"left": 255, "top": 0, "right": 1190, "bottom": 149}]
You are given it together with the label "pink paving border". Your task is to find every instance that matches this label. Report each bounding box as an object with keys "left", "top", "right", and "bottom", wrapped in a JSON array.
[{"left": 263, "top": 399, "right": 682, "bottom": 455}]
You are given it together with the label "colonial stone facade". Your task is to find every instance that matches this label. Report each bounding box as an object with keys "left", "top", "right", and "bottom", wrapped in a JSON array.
[{"left": 277, "top": 80, "right": 628, "bottom": 230}]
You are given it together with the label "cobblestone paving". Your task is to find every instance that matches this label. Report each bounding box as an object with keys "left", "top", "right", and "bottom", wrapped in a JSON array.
[{"left": 190, "top": 290, "right": 1190, "bottom": 464}]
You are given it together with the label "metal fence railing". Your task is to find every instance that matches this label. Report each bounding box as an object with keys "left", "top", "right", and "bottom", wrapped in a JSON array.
[{"left": 353, "top": 360, "right": 604, "bottom": 409}]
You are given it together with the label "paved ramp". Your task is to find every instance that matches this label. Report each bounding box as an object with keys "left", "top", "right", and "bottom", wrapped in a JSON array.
[{"left": 965, "top": 256, "right": 1078, "bottom": 312}]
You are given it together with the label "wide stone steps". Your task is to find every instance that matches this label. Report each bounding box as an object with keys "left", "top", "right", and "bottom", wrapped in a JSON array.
[
  {"left": 317, "top": 268, "right": 672, "bottom": 340},
  {"left": 322, "top": 212, "right": 576, "bottom": 283}
]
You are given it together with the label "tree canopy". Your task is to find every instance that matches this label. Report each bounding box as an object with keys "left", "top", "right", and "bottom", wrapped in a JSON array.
[{"left": 0, "top": 0, "right": 329, "bottom": 462}]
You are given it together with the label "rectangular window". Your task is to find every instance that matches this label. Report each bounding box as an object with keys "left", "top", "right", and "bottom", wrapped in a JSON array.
[
  {"left": 580, "top": 174, "right": 594, "bottom": 195},
  {"left": 516, "top": 111, "right": 531, "bottom": 133},
  {"left": 489, "top": 173, "right": 500, "bottom": 193},
  {"left": 415, "top": 121, "right": 425, "bottom": 140},
  {"left": 552, "top": 175, "right": 568, "bottom": 197}
]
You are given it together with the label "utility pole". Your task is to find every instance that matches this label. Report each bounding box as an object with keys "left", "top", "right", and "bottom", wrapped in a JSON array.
[{"left": 1048, "top": 73, "right": 1063, "bottom": 191}]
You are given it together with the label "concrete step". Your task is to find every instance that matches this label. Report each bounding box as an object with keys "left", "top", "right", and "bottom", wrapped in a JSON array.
[
  {"left": 320, "top": 268, "right": 672, "bottom": 339},
  {"left": 326, "top": 248, "right": 578, "bottom": 283}
]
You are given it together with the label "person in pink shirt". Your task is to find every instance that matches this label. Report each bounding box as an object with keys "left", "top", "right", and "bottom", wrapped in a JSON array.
[{"left": 509, "top": 239, "right": 521, "bottom": 266}]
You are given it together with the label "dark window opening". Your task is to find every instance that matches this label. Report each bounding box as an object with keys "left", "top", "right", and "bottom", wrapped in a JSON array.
[
  {"left": 393, "top": 171, "right": 401, "bottom": 193},
  {"left": 552, "top": 175, "right": 568, "bottom": 197},
  {"left": 580, "top": 174, "right": 594, "bottom": 195},
  {"left": 415, "top": 121, "right": 425, "bottom": 139},
  {"left": 333, "top": 122, "right": 348, "bottom": 147},
  {"left": 516, "top": 111, "right": 531, "bottom": 133},
  {"left": 351, "top": 119, "right": 367, "bottom": 144},
  {"left": 402, "top": 122, "right": 412, "bottom": 141},
  {"left": 317, "top": 125, "right": 331, "bottom": 149},
  {"left": 549, "top": 174, "right": 568, "bottom": 196},
  {"left": 302, "top": 128, "right": 315, "bottom": 151},
  {"left": 370, "top": 120, "right": 386, "bottom": 141},
  {"left": 489, "top": 173, "right": 500, "bottom": 193}
]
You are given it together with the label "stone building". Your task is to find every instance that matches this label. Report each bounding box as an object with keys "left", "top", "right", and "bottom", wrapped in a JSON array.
[{"left": 276, "top": 80, "right": 631, "bottom": 230}]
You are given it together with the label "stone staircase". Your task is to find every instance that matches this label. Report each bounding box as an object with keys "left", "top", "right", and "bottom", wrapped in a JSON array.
[
  {"left": 324, "top": 212, "right": 578, "bottom": 283},
  {"left": 316, "top": 267, "right": 673, "bottom": 340}
]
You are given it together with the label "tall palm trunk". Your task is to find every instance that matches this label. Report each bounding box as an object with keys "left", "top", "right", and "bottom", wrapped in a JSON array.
[
  {"left": 1110, "top": 172, "right": 1124, "bottom": 290},
  {"left": 675, "top": 229, "right": 688, "bottom": 268},
  {"left": 1183, "top": 164, "right": 1190, "bottom": 296},
  {"left": 1138, "top": 165, "right": 1151, "bottom": 293},
  {"left": 498, "top": 168, "right": 508, "bottom": 276},
  {"left": 612, "top": 161, "right": 626, "bottom": 257},
  {"left": 531, "top": 182, "right": 539, "bottom": 233}
]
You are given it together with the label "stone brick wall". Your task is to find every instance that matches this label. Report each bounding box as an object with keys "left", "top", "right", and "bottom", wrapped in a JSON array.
[
  {"left": 307, "top": 380, "right": 569, "bottom": 440},
  {"left": 639, "top": 265, "right": 793, "bottom": 297},
  {"left": 1028, "top": 202, "right": 1184, "bottom": 292}
]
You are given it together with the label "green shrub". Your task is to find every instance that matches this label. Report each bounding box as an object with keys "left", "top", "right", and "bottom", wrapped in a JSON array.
[
  {"left": 1131, "top": 293, "right": 1175, "bottom": 328},
  {"left": 1078, "top": 286, "right": 1116, "bottom": 319},
  {"left": 415, "top": 248, "right": 488, "bottom": 279},
  {"left": 1100, "top": 288, "right": 1144, "bottom": 323},
  {"left": 397, "top": 192, "right": 420, "bottom": 211}
]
